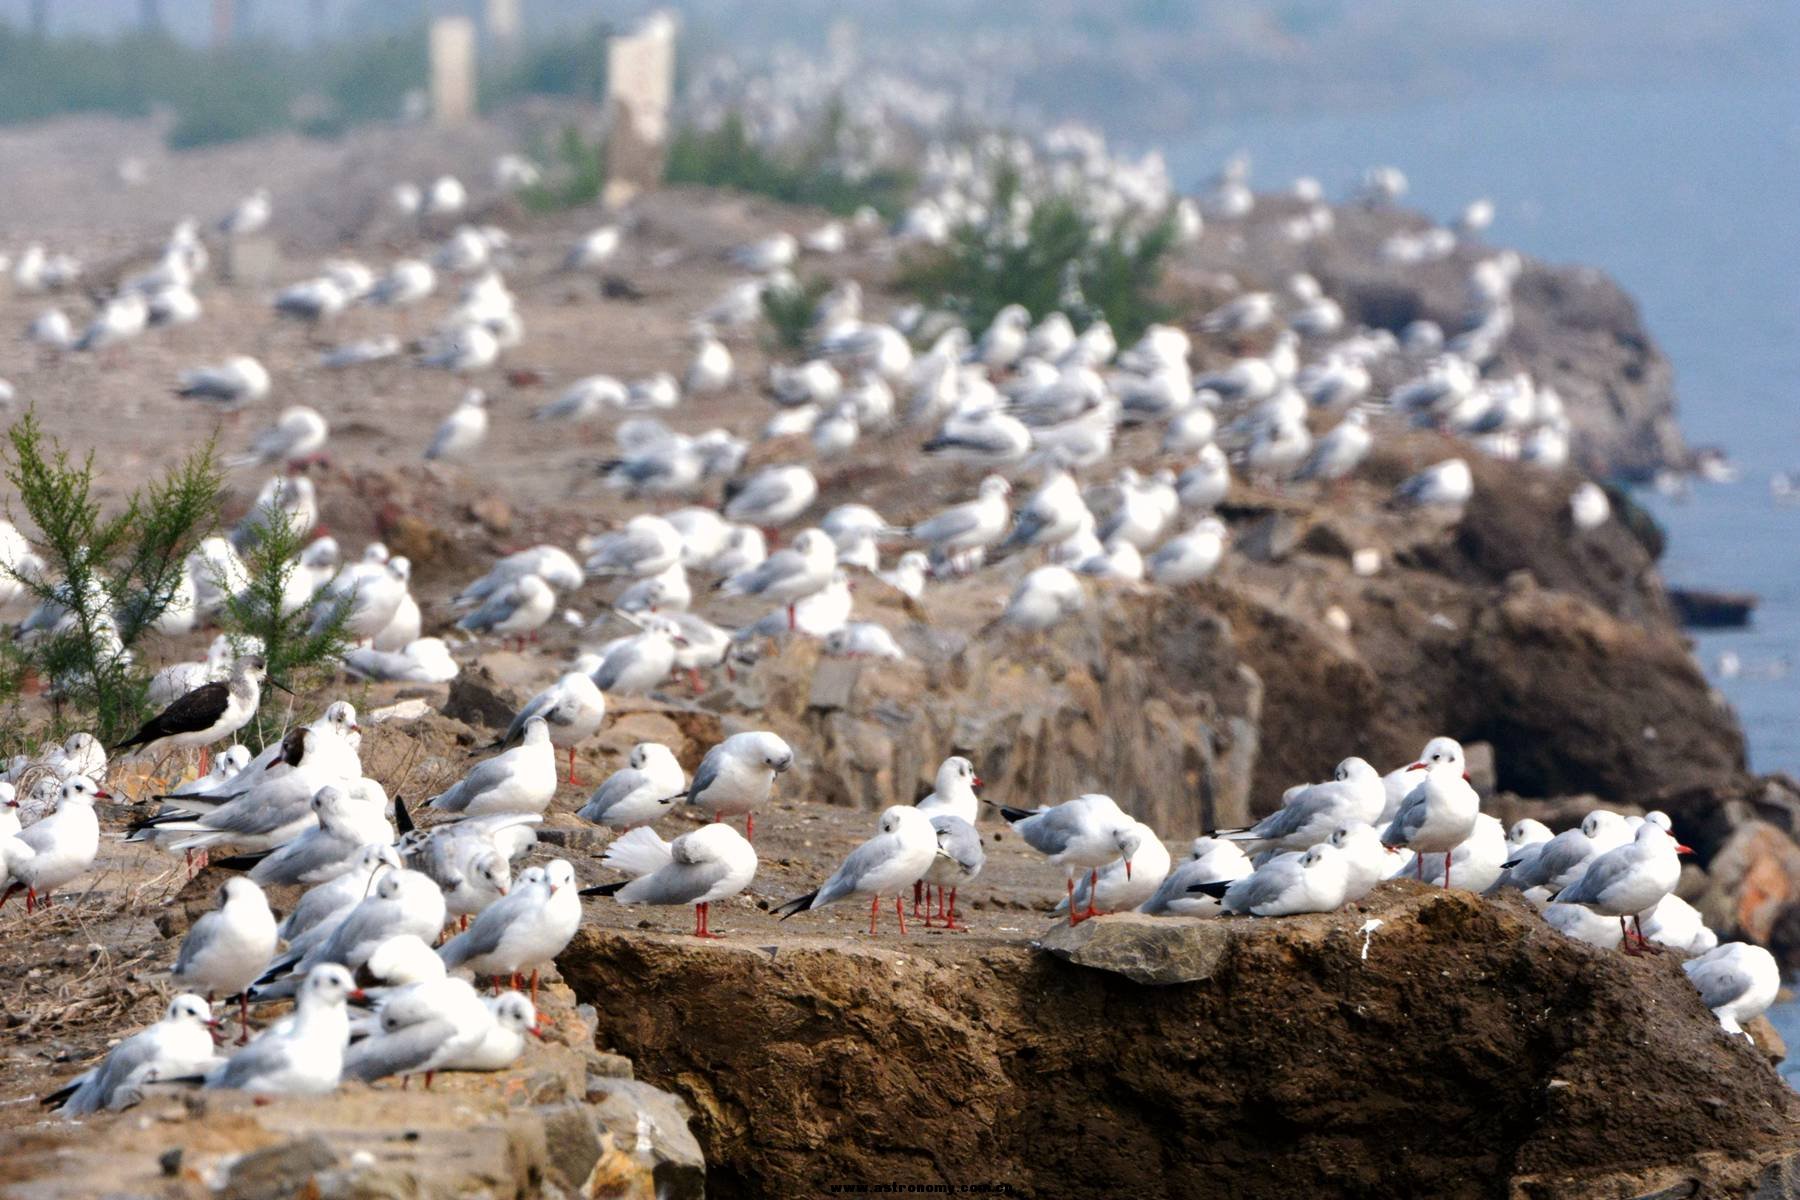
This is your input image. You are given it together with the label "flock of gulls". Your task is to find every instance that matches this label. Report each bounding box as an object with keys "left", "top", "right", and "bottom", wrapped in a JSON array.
[{"left": 0, "top": 111, "right": 1779, "bottom": 1116}]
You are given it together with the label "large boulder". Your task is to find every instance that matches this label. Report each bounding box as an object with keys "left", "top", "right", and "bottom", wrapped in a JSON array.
[{"left": 559, "top": 886, "right": 1799, "bottom": 1200}]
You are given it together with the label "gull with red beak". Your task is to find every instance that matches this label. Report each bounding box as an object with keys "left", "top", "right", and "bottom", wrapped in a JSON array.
[
  {"left": 582, "top": 822, "right": 758, "bottom": 938},
  {"left": 1552, "top": 823, "right": 1693, "bottom": 954},
  {"left": 1, "top": 776, "right": 107, "bottom": 913},
  {"left": 1381, "top": 749, "right": 1480, "bottom": 888},
  {"left": 1000, "top": 793, "right": 1141, "bottom": 925},
  {"left": 1378, "top": 736, "right": 1466, "bottom": 824},
  {"left": 773, "top": 806, "right": 939, "bottom": 935},
  {"left": 40, "top": 993, "right": 222, "bottom": 1115}
]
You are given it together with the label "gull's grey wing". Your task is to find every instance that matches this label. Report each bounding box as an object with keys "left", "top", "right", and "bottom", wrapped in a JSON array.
[
  {"left": 911, "top": 504, "right": 983, "bottom": 544},
  {"left": 1224, "top": 857, "right": 1301, "bottom": 913},
  {"left": 1380, "top": 791, "right": 1428, "bottom": 846},
  {"left": 172, "top": 911, "right": 225, "bottom": 977},
  {"left": 929, "top": 816, "right": 985, "bottom": 873},
  {"left": 593, "top": 643, "right": 655, "bottom": 692},
  {"left": 1554, "top": 849, "right": 1631, "bottom": 907},
  {"left": 439, "top": 895, "right": 526, "bottom": 969},
  {"left": 812, "top": 834, "right": 900, "bottom": 908},
  {"left": 728, "top": 472, "right": 797, "bottom": 517},
  {"left": 251, "top": 830, "right": 355, "bottom": 886},
  {"left": 457, "top": 586, "right": 520, "bottom": 634},
  {"left": 199, "top": 791, "right": 311, "bottom": 838},
  {"left": 579, "top": 768, "right": 646, "bottom": 822},
  {"left": 617, "top": 859, "right": 730, "bottom": 906},
  {"left": 1142, "top": 858, "right": 1208, "bottom": 914},
  {"left": 684, "top": 746, "right": 725, "bottom": 804},
  {"left": 501, "top": 689, "right": 556, "bottom": 746},
  {"left": 343, "top": 1016, "right": 454, "bottom": 1082},
  {"left": 1016, "top": 806, "right": 1086, "bottom": 857},
  {"left": 1685, "top": 959, "right": 1753, "bottom": 1010},
  {"left": 75, "top": 1032, "right": 163, "bottom": 1112},
  {"left": 207, "top": 1036, "right": 288, "bottom": 1090}
]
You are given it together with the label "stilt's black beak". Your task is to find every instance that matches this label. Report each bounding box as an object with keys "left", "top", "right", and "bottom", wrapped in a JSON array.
[{"left": 269, "top": 678, "right": 295, "bottom": 696}]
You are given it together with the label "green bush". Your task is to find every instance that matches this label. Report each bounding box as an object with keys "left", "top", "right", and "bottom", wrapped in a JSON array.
[
  {"left": 517, "top": 125, "right": 607, "bottom": 213},
  {"left": 218, "top": 506, "right": 353, "bottom": 747},
  {"left": 666, "top": 111, "right": 914, "bottom": 219},
  {"left": 896, "top": 172, "right": 1176, "bottom": 343},
  {"left": 1, "top": 410, "right": 220, "bottom": 743}
]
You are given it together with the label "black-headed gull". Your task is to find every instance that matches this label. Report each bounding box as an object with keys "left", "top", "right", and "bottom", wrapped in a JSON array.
[
  {"left": 428, "top": 716, "right": 557, "bottom": 817},
  {"left": 716, "top": 528, "right": 836, "bottom": 630},
  {"left": 41, "top": 993, "right": 220, "bottom": 1116},
  {"left": 1393, "top": 458, "right": 1474, "bottom": 508},
  {"left": 209, "top": 964, "right": 359, "bottom": 1096},
  {"left": 723, "top": 465, "right": 818, "bottom": 527},
  {"left": 172, "top": 876, "right": 278, "bottom": 1040},
  {"left": 672, "top": 731, "right": 794, "bottom": 842},
  {"left": 577, "top": 742, "right": 685, "bottom": 830},
  {"left": 499, "top": 672, "right": 605, "bottom": 785},
  {"left": 912, "top": 756, "right": 983, "bottom": 825},
  {"left": 774, "top": 805, "right": 939, "bottom": 935},
  {"left": 1191, "top": 843, "right": 1350, "bottom": 916},
  {"left": 441, "top": 991, "right": 540, "bottom": 1071},
  {"left": 176, "top": 355, "right": 269, "bottom": 407},
  {"left": 1396, "top": 813, "right": 1507, "bottom": 892},
  {"left": 585, "top": 823, "right": 758, "bottom": 937},
  {"left": 1381, "top": 755, "right": 1481, "bottom": 887},
  {"left": 1056, "top": 819, "right": 1170, "bottom": 917},
  {"left": 585, "top": 514, "right": 684, "bottom": 578},
  {"left": 425, "top": 388, "right": 489, "bottom": 458},
  {"left": 1683, "top": 943, "right": 1780, "bottom": 1037},
  {"left": 996, "top": 470, "right": 1089, "bottom": 554},
  {"left": 1148, "top": 516, "right": 1230, "bottom": 586},
  {"left": 999, "top": 564, "right": 1086, "bottom": 631},
  {"left": 2, "top": 776, "right": 107, "bottom": 912},
  {"left": 343, "top": 937, "right": 492, "bottom": 1087},
  {"left": 920, "top": 814, "right": 985, "bottom": 929},
  {"left": 1216, "top": 757, "right": 1384, "bottom": 852},
  {"left": 244, "top": 782, "right": 394, "bottom": 887},
  {"left": 1001, "top": 793, "right": 1141, "bottom": 925},
  {"left": 1489, "top": 810, "right": 1633, "bottom": 903},
  {"left": 1141, "top": 837, "right": 1252, "bottom": 916},
  {"left": 253, "top": 869, "right": 446, "bottom": 1001},
  {"left": 226, "top": 406, "right": 328, "bottom": 470},
  {"left": 456, "top": 572, "right": 554, "bottom": 644},
  {"left": 1552, "top": 823, "right": 1692, "bottom": 952},
  {"left": 279, "top": 843, "right": 403, "bottom": 944},
  {"left": 1379, "top": 737, "right": 1467, "bottom": 824},
  {"left": 439, "top": 859, "right": 581, "bottom": 1005}
]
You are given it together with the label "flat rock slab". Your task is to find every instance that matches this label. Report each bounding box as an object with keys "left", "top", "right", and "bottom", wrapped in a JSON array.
[{"left": 1034, "top": 912, "right": 1231, "bottom": 984}]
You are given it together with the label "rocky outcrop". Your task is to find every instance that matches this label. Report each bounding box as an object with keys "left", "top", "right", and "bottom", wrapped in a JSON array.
[{"left": 558, "top": 886, "right": 1797, "bottom": 1200}]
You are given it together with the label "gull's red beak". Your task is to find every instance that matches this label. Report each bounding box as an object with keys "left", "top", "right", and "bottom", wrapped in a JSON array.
[
  {"left": 1676, "top": 844, "right": 1694, "bottom": 855},
  {"left": 972, "top": 776, "right": 985, "bottom": 791},
  {"left": 1125, "top": 860, "right": 1133, "bottom": 880},
  {"left": 1462, "top": 772, "right": 1471, "bottom": 782},
  {"left": 94, "top": 789, "right": 113, "bottom": 800},
  {"left": 1406, "top": 762, "right": 1426, "bottom": 771},
  {"left": 349, "top": 988, "right": 368, "bottom": 1002},
  {"left": 529, "top": 1025, "right": 545, "bottom": 1041}
]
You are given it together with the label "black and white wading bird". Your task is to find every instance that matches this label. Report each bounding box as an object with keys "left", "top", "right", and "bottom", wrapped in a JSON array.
[{"left": 111, "top": 655, "right": 286, "bottom": 770}]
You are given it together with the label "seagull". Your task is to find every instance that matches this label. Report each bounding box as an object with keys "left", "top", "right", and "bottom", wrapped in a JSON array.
[
  {"left": 1683, "top": 943, "right": 1781, "bottom": 1037},
  {"left": 342, "top": 939, "right": 492, "bottom": 1087},
  {"left": 920, "top": 814, "right": 985, "bottom": 929},
  {"left": 774, "top": 805, "right": 940, "bottom": 935},
  {"left": 455, "top": 573, "right": 554, "bottom": 644},
  {"left": 1148, "top": 517, "right": 1230, "bottom": 586},
  {"left": 685, "top": 327, "right": 733, "bottom": 394},
  {"left": 428, "top": 716, "right": 557, "bottom": 818},
  {"left": 723, "top": 465, "right": 818, "bottom": 528},
  {"left": 1001, "top": 793, "right": 1141, "bottom": 925},
  {"left": 111, "top": 655, "right": 277, "bottom": 765},
  {"left": 40, "top": 994, "right": 220, "bottom": 1116},
  {"left": 996, "top": 471, "right": 1089, "bottom": 554},
  {"left": 563, "top": 225, "right": 621, "bottom": 272},
  {"left": 217, "top": 188, "right": 271, "bottom": 237},
  {"left": 1056, "top": 819, "right": 1170, "bottom": 917},
  {"left": 535, "top": 374, "right": 627, "bottom": 423},
  {"left": 670, "top": 731, "right": 793, "bottom": 841},
  {"left": 1552, "top": 823, "right": 1692, "bottom": 952},
  {"left": 1, "top": 776, "right": 107, "bottom": 912},
  {"left": 278, "top": 844, "right": 402, "bottom": 944},
  {"left": 312, "top": 555, "right": 411, "bottom": 642},
  {"left": 171, "top": 876, "right": 278, "bottom": 1040},
  {"left": 208, "top": 964, "right": 359, "bottom": 1097},
  {"left": 425, "top": 389, "right": 489, "bottom": 459},
  {"left": 395, "top": 813, "right": 528, "bottom": 924},
  {"left": 225, "top": 407, "right": 328, "bottom": 470},
  {"left": 1177, "top": 444, "right": 1231, "bottom": 511},
  {"left": 1399, "top": 813, "right": 1508, "bottom": 893},
  {"left": 908, "top": 476, "right": 1011, "bottom": 567},
  {"left": 999, "top": 565, "right": 1085, "bottom": 631},
  {"left": 1296, "top": 410, "right": 1371, "bottom": 483},
  {"left": 253, "top": 868, "right": 446, "bottom": 997},
  {"left": 319, "top": 334, "right": 402, "bottom": 369},
  {"left": 496, "top": 672, "right": 605, "bottom": 785},
  {"left": 590, "top": 614, "right": 682, "bottom": 695},
  {"left": 1489, "top": 810, "right": 1634, "bottom": 902},
  {"left": 177, "top": 356, "right": 270, "bottom": 408},
  {"left": 439, "top": 860, "right": 581, "bottom": 1004},
  {"left": 1140, "top": 838, "right": 1252, "bottom": 916},
  {"left": 1381, "top": 754, "right": 1481, "bottom": 887},
  {"left": 716, "top": 528, "right": 837, "bottom": 630},
  {"left": 1190, "top": 843, "right": 1350, "bottom": 916},
  {"left": 272, "top": 277, "right": 347, "bottom": 323},
  {"left": 368, "top": 259, "right": 436, "bottom": 307},
  {"left": 1378, "top": 737, "right": 1467, "bottom": 824},
  {"left": 129, "top": 729, "right": 342, "bottom": 857},
  {"left": 585, "top": 514, "right": 684, "bottom": 578},
  {"left": 584, "top": 823, "right": 758, "bottom": 938},
  {"left": 1215, "top": 757, "right": 1385, "bottom": 852},
  {"left": 441, "top": 992, "right": 541, "bottom": 1071},
  {"left": 456, "top": 546, "right": 582, "bottom": 606},
  {"left": 1393, "top": 459, "right": 1474, "bottom": 508},
  {"left": 576, "top": 743, "right": 685, "bottom": 830},
  {"left": 913, "top": 756, "right": 983, "bottom": 825}
]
